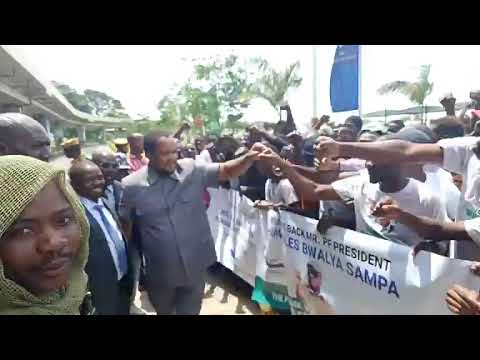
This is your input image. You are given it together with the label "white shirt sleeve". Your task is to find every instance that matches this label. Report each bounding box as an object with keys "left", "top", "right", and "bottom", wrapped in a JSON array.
[
  {"left": 437, "top": 137, "right": 477, "bottom": 174},
  {"left": 427, "top": 192, "right": 450, "bottom": 222},
  {"left": 464, "top": 218, "right": 480, "bottom": 246},
  {"left": 445, "top": 179, "right": 461, "bottom": 220},
  {"left": 278, "top": 179, "right": 299, "bottom": 205},
  {"left": 339, "top": 158, "right": 366, "bottom": 172},
  {"left": 196, "top": 149, "right": 213, "bottom": 164},
  {"left": 331, "top": 174, "right": 363, "bottom": 202}
]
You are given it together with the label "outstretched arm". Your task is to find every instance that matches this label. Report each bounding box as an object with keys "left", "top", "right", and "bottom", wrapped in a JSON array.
[
  {"left": 218, "top": 150, "right": 259, "bottom": 182},
  {"left": 291, "top": 164, "right": 341, "bottom": 184},
  {"left": 258, "top": 149, "right": 341, "bottom": 202},
  {"left": 315, "top": 137, "right": 444, "bottom": 165},
  {"left": 372, "top": 199, "right": 470, "bottom": 242}
]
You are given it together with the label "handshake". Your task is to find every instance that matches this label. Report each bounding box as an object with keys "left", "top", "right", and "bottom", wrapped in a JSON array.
[{"left": 247, "top": 142, "right": 289, "bottom": 169}]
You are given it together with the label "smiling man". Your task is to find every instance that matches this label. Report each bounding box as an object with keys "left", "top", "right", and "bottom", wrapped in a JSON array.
[{"left": 70, "top": 160, "right": 133, "bottom": 315}]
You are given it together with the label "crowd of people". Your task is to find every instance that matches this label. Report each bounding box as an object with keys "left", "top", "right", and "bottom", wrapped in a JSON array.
[{"left": 1, "top": 90, "right": 480, "bottom": 315}]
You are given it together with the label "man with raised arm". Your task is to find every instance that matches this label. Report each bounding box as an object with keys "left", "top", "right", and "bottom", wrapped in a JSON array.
[{"left": 314, "top": 133, "right": 480, "bottom": 260}]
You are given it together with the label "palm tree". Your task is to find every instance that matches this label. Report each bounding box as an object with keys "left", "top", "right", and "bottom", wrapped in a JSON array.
[
  {"left": 250, "top": 59, "right": 303, "bottom": 113},
  {"left": 377, "top": 65, "right": 434, "bottom": 123}
]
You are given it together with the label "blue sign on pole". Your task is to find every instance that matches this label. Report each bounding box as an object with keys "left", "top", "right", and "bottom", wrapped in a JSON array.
[{"left": 330, "top": 45, "right": 359, "bottom": 112}]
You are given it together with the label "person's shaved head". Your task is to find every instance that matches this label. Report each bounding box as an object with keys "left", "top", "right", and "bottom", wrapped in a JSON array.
[
  {"left": 69, "top": 160, "right": 105, "bottom": 201},
  {"left": 91, "top": 150, "right": 116, "bottom": 164},
  {"left": 0, "top": 113, "right": 51, "bottom": 161},
  {"left": 91, "top": 150, "right": 118, "bottom": 186}
]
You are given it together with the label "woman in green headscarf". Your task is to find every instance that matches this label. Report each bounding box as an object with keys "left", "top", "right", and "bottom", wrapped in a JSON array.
[{"left": 0, "top": 155, "right": 89, "bottom": 315}]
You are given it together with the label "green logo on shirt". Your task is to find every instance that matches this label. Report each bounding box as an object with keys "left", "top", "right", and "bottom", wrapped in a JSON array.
[{"left": 466, "top": 207, "right": 480, "bottom": 219}]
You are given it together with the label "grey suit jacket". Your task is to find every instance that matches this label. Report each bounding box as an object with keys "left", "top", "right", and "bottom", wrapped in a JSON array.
[{"left": 119, "top": 159, "right": 220, "bottom": 287}]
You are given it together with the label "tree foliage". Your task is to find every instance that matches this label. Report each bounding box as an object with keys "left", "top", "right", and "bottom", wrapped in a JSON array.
[
  {"left": 156, "top": 54, "right": 303, "bottom": 136},
  {"left": 53, "top": 81, "right": 130, "bottom": 118},
  {"left": 377, "top": 65, "right": 434, "bottom": 107},
  {"left": 250, "top": 59, "right": 302, "bottom": 112},
  {"left": 52, "top": 81, "right": 93, "bottom": 113}
]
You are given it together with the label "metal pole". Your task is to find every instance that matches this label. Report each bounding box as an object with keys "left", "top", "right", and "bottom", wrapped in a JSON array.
[
  {"left": 358, "top": 45, "right": 363, "bottom": 118},
  {"left": 312, "top": 45, "right": 318, "bottom": 118}
]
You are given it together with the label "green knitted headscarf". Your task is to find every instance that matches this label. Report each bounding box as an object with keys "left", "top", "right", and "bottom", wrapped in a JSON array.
[{"left": 0, "top": 155, "right": 89, "bottom": 315}]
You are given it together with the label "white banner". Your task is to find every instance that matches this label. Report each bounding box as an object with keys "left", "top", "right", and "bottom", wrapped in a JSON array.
[
  {"left": 207, "top": 188, "right": 257, "bottom": 286},
  {"left": 207, "top": 189, "right": 480, "bottom": 314}
]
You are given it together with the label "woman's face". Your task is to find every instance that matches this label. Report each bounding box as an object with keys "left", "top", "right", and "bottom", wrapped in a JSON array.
[{"left": 0, "top": 181, "right": 82, "bottom": 296}]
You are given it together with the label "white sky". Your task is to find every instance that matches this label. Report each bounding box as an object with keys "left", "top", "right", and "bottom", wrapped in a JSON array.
[{"left": 10, "top": 45, "right": 480, "bottom": 131}]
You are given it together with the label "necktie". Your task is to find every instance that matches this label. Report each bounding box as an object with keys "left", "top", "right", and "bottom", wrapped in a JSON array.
[{"left": 94, "top": 203, "right": 128, "bottom": 278}]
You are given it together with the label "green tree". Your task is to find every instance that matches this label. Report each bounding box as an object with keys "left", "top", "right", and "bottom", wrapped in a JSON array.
[
  {"left": 156, "top": 55, "right": 304, "bottom": 136},
  {"left": 377, "top": 65, "right": 434, "bottom": 122},
  {"left": 84, "top": 89, "right": 129, "bottom": 118},
  {"left": 52, "top": 81, "right": 93, "bottom": 113},
  {"left": 193, "top": 54, "right": 254, "bottom": 118},
  {"left": 250, "top": 59, "right": 303, "bottom": 113},
  {"left": 157, "top": 54, "right": 257, "bottom": 137},
  {"left": 52, "top": 81, "right": 130, "bottom": 118}
]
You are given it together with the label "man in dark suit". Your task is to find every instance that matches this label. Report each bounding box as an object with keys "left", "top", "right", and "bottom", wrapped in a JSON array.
[
  {"left": 91, "top": 150, "right": 145, "bottom": 314},
  {"left": 69, "top": 160, "right": 132, "bottom": 315}
]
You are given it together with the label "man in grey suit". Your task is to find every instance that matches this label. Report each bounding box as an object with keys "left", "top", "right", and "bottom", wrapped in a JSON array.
[{"left": 119, "top": 130, "right": 266, "bottom": 315}]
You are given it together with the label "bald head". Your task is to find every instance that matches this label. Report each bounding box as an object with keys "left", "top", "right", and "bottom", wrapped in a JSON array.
[
  {"left": 91, "top": 150, "right": 118, "bottom": 186},
  {"left": 69, "top": 160, "right": 105, "bottom": 201},
  {"left": 91, "top": 150, "right": 115, "bottom": 164},
  {"left": 0, "top": 113, "right": 51, "bottom": 161}
]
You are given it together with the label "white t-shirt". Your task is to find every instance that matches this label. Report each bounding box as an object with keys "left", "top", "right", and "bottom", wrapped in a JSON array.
[
  {"left": 464, "top": 217, "right": 480, "bottom": 247},
  {"left": 439, "top": 136, "right": 480, "bottom": 260},
  {"left": 334, "top": 158, "right": 461, "bottom": 220},
  {"left": 331, "top": 173, "right": 449, "bottom": 248},
  {"left": 423, "top": 164, "right": 460, "bottom": 220},
  {"left": 339, "top": 158, "right": 367, "bottom": 172},
  {"left": 196, "top": 149, "right": 213, "bottom": 164},
  {"left": 265, "top": 178, "right": 298, "bottom": 205},
  {"left": 438, "top": 136, "right": 480, "bottom": 220}
]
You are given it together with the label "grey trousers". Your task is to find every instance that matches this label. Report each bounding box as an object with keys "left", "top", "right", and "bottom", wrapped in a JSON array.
[
  {"left": 146, "top": 277, "right": 206, "bottom": 315},
  {"left": 128, "top": 243, "right": 143, "bottom": 304}
]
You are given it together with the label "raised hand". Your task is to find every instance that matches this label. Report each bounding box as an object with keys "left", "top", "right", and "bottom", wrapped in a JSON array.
[
  {"left": 470, "top": 262, "right": 480, "bottom": 277},
  {"left": 446, "top": 284, "right": 480, "bottom": 315},
  {"left": 314, "top": 157, "right": 339, "bottom": 171},
  {"left": 371, "top": 197, "right": 402, "bottom": 221},
  {"left": 314, "top": 136, "right": 340, "bottom": 160},
  {"left": 257, "top": 147, "right": 286, "bottom": 168},
  {"left": 250, "top": 142, "right": 268, "bottom": 154},
  {"left": 253, "top": 200, "right": 275, "bottom": 210},
  {"left": 295, "top": 272, "right": 309, "bottom": 301}
]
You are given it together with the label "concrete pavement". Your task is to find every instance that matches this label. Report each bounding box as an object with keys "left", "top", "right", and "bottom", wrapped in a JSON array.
[{"left": 133, "top": 267, "right": 260, "bottom": 315}]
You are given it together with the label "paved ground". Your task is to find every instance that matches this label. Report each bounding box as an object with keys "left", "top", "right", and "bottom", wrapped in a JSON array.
[
  {"left": 133, "top": 266, "right": 261, "bottom": 315},
  {"left": 53, "top": 148, "right": 261, "bottom": 315}
]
